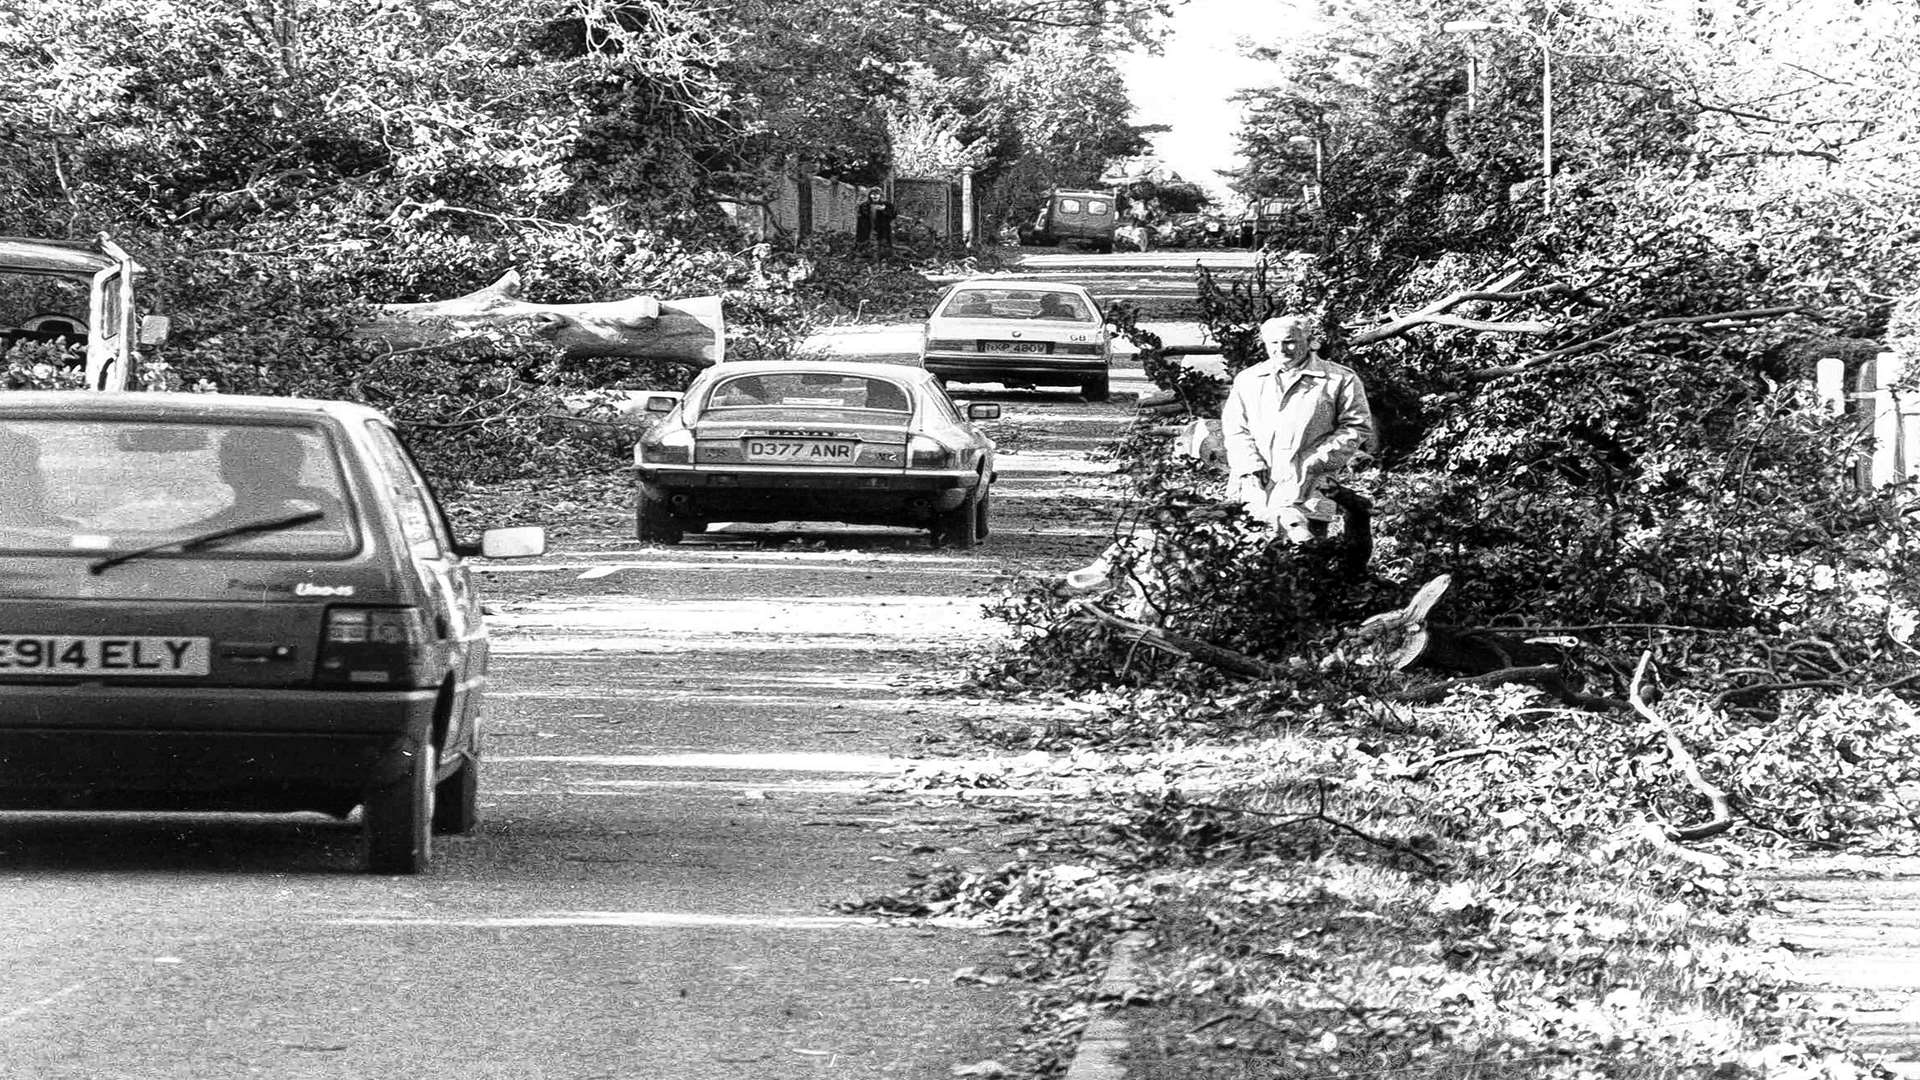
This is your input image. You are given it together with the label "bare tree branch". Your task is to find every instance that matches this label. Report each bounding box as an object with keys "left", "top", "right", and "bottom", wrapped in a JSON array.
[
  {"left": 1630, "top": 652, "right": 1733, "bottom": 842},
  {"left": 1459, "top": 306, "right": 1807, "bottom": 385}
]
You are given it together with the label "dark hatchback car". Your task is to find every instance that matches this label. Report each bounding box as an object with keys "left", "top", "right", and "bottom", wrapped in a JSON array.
[
  {"left": 632, "top": 360, "right": 999, "bottom": 547},
  {"left": 0, "top": 392, "right": 544, "bottom": 873}
]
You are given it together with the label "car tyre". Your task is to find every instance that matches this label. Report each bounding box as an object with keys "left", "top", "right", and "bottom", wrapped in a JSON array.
[
  {"left": 931, "top": 489, "right": 980, "bottom": 550},
  {"left": 365, "top": 738, "right": 434, "bottom": 874},
  {"left": 432, "top": 752, "right": 479, "bottom": 835},
  {"left": 974, "top": 488, "right": 992, "bottom": 540},
  {"left": 636, "top": 493, "right": 684, "bottom": 545},
  {"left": 1082, "top": 373, "right": 1111, "bottom": 403}
]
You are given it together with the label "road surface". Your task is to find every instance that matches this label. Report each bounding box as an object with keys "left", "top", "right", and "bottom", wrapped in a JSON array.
[{"left": 0, "top": 269, "right": 1149, "bottom": 1078}]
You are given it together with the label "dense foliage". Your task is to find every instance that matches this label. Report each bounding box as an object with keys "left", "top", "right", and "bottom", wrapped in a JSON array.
[
  {"left": 990, "top": 0, "right": 1920, "bottom": 719},
  {"left": 0, "top": 0, "right": 1161, "bottom": 484}
]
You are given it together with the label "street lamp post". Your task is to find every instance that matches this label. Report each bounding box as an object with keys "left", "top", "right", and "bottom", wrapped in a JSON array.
[{"left": 1443, "top": 19, "right": 1553, "bottom": 216}]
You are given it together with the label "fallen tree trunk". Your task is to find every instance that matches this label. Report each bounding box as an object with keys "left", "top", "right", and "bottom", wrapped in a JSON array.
[{"left": 356, "top": 270, "right": 725, "bottom": 366}]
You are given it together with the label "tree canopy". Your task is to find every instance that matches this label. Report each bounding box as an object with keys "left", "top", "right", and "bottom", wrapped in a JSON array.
[
  {"left": 1051, "top": 0, "right": 1920, "bottom": 707},
  {"left": 0, "top": 0, "right": 1166, "bottom": 479}
]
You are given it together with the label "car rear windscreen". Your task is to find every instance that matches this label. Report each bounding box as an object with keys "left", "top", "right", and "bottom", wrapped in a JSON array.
[
  {"left": 939, "top": 289, "right": 1095, "bottom": 323},
  {"left": 0, "top": 419, "right": 358, "bottom": 557},
  {"left": 705, "top": 373, "right": 912, "bottom": 413}
]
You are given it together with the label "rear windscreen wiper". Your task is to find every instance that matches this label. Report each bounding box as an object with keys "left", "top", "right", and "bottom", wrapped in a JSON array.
[{"left": 87, "top": 509, "right": 325, "bottom": 575}]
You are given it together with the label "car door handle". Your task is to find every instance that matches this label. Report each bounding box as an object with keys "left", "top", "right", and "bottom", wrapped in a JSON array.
[{"left": 220, "top": 642, "right": 298, "bottom": 662}]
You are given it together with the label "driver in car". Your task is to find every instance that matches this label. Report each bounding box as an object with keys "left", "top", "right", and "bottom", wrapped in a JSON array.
[
  {"left": 189, "top": 429, "right": 343, "bottom": 531},
  {"left": 1035, "top": 293, "right": 1081, "bottom": 320}
]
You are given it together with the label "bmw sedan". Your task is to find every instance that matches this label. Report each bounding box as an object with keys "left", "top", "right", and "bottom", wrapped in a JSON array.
[
  {"left": 631, "top": 361, "right": 999, "bottom": 548},
  {"left": 919, "top": 279, "right": 1113, "bottom": 401}
]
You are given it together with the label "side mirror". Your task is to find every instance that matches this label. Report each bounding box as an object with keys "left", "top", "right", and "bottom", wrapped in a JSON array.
[
  {"left": 967, "top": 402, "right": 1001, "bottom": 420},
  {"left": 644, "top": 394, "right": 681, "bottom": 413},
  {"left": 138, "top": 315, "right": 171, "bottom": 346},
  {"left": 909, "top": 307, "right": 932, "bottom": 320},
  {"left": 477, "top": 525, "right": 546, "bottom": 559}
]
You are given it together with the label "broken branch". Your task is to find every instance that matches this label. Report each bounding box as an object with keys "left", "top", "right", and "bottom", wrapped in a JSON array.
[
  {"left": 1630, "top": 651, "right": 1734, "bottom": 842},
  {"left": 1068, "top": 599, "right": 1276, "bottom": 680},
  {"left": 1461, "top": 306, "right": 1805, "bottom": 384}
]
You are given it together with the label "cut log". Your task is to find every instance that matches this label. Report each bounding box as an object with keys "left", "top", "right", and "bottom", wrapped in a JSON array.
[{"left": 357, "top": 271, "right": 724, "bottom": 366}]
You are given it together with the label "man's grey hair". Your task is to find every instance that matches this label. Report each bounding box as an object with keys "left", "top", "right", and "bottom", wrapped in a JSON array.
[{"left": 1257, "top": 315, "right": 1310, "bottom": 340}]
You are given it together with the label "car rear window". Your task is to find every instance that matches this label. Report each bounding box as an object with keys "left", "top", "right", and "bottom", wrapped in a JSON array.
[
  {"left": 938, "top": 289, "right": 1095, "bottom": 323},
  {"left": 0, "top": 419, "right": 358, "bottom": 558},
  {"left": 704, "top": 373, "right": 912, "bottom": 413},
  {"left": 1058, "top": 199, "right": 1081, "bottom": 213},
  {"left": 1087, "top": 200, "right": 1110, "bottom": 215}
]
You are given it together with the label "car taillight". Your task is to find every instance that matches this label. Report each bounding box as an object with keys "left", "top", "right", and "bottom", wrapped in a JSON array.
[
  {"left": 317, "top": 607, "right": 436, "bottom": 687},
  {"left": 924, "top": 339, "right": 971, "bottom": 352},
  {"left": 1055, "top": 343, "right": 1105, "bottom": 355},
  {"left": 637, "top": 429, "right": 693, "bottom": 465},
  {"left": 908, "top": 435, "right": 956, "bottom": 468}
]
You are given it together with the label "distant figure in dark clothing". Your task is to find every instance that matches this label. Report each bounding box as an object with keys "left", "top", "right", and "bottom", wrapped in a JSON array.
[{"left": 856, "top": 187, "right": 896, "bottom": 257}]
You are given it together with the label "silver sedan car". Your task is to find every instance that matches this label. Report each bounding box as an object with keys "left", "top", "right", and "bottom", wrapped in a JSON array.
[
  {"left": 631, "top": 361, "right": 999, "bottom": 548},
  {"left": 918, "top": 279, "right": 1113, "bottom": 400}
]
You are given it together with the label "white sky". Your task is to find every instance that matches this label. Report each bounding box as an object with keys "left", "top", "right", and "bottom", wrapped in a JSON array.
[{"left": 1122, "top": 0, "right": 1308, "bottom": 201}]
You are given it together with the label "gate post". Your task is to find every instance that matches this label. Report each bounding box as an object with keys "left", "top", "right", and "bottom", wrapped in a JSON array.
[{"left": 1869, "top": 350, "right": 1908, "bottom": 486}]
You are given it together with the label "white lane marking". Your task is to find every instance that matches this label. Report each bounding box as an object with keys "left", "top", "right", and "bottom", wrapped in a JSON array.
[
  {"left": 485, "top": 598, "right": 1009, "bottom": 655},
  {"left": 328, "top": 911, "right": 877, "bottom": 930},
  {"left": 576, "top": 565, "right": 622, "bottom": 580},
  {"left": 492, "top": 752, "right": 908, "bottom": 773},
  {"left": 487, "top": 683, "right": 904, "bottom": 700},
  {"left": 494, "top": 784, "right": 1068, "bottom": 799},
  {"left": 492, "top": 780, "right": 873, "bottom": 794},
  {"left": 478, "top": 553, "right": 985, "bottom": 574},
  {"left": 0, "top": 982, "right": 88, "bottom": 1026},
  {"left": 487, "top": 637, "right": 979, "bottom": 655}
]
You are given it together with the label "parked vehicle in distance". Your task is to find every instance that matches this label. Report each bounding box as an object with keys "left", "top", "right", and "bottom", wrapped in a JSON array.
[
  {"left": 631, "top": 360, "right": 999, "bottom": 548},
  {"left": 1021, "top": 189, "right": 1119, "bottom": 252},
  {"left": 0, "top": 234, "right": 169, "bottom": 391},
  {"left": 0, "top": 392, "right": 545, "bottom": 874},
  {"left": 919, "top": 279, "right": 1113, "bottom": 401}
]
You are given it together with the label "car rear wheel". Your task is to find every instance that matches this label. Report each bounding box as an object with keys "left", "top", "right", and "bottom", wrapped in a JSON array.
[
  {"left": 636, "top": 493, "right": 684, "bottom": 545},
  {"left": 974, "top": 489, "right": 992, "bottom": 540},
  {"left": 931, "top": 489, "right": 980, "bottom": 550},
  {"left": 1082, "top": 373, "right": 1111, "bottom": 403},
  {"left": 432, "top": 752, "right": 479, "bottom": 835},
  {"left": 365, "top": 738, "right": 434, "bottom": 874}
]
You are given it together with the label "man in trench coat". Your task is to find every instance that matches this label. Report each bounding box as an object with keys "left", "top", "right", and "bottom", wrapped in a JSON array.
[{"left": 1221, "top": 315, "right": 1374, "bottom": 542}]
